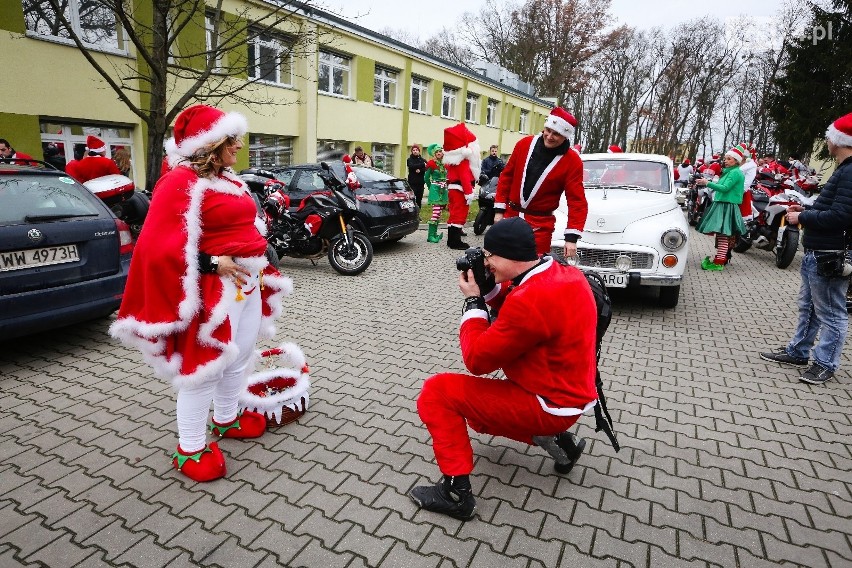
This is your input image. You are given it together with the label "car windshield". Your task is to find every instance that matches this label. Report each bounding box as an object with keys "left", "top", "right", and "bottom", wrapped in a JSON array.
[
  {"left": 583, "top": 160, "right": 671, "bottom": 193},
  {"left": 0, "top": 175, "right": 102, "bottom": 224}
]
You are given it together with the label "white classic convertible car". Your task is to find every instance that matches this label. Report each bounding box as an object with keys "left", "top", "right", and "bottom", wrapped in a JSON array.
[{"left": 551, "top": 153, "right": 689, "bottom": 308}]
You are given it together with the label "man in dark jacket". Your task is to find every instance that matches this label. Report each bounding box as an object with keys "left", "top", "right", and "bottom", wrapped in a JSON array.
[
  {"left": 760, "top": 111, "right": 852, "bottom": 384},
  {"left": 406, "top": 144, "right": 427, "bottom": 209},
  {"left": 480, "top": 145, "right": 504, "bottom": 180}
]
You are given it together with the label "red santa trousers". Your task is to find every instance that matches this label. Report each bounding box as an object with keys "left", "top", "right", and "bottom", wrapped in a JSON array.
[
  {"left": 417, "top": 372, "right": 581, "bottom": 476},
  {"left": 502, "top": 210, "right": 556, "bottom": 256},
  {"left": 446, "top": 190, "right": 470, "bottom": 227}
]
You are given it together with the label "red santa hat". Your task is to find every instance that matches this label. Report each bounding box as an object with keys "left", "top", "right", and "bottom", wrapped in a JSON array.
[
  {"left": 712, "top": 153, "right": 720, "bottom": 160},
  {"left": 165, "top": 104, "right": 248, "bottom": 161},
  {"left": 725, "top": 144, "right": 749, "bottom": 163},
  {"left": 683, "top": 158, "right": 690, "bottom": 165},
  {"left": 543, "top": 107, "right": 577, "bottom": 140},
  {"left": 607, "top": 145, "right": 623, "bottom": 153},
  {"left": 86, "top": 135, "right": 107, "bottom": 154},
  {"left": 342, "top": 154, "right": 352, "bottom": 164},
  {"left": 696, "top": 158, "right": 704, "bottom": 164},
  {"left": 826, "top": 112, "right": 852, "bottom": 148}
]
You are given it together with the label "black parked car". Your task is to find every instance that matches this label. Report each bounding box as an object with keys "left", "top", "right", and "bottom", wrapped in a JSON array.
[
  {"left": 240, "top": 161, "right": 419, "bottom": 243},
  {"left": 0, "top": 160, "right": 133, "bottom": 340}
]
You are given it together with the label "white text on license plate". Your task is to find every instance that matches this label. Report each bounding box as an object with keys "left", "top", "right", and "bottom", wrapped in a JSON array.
[
  {"left": 400, "top": 201, "right": 415, "bottom": 210},
  {"left": 600, "top": 273, "right": 628, "bottom": 288},
  {"left": 0, "top": 244, "right": 80, "bottom": 272}
]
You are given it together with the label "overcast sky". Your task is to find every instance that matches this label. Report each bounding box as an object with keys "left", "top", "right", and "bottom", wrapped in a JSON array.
[{"left": 317, "top": 0, "right": 786, "bottom": 40}]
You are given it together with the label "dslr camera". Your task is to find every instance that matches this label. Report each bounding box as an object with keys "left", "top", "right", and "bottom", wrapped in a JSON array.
[{"left": 456, "top": 247, "right": 490, "bottom": 292}]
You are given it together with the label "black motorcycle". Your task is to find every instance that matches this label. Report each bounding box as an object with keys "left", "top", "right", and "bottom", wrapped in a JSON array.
[
  {"left": 262, "top": 163, "right": 373, "bottom": 275},
  {"left": 473, "top": 175, "right": 498, "bottom": 235}
]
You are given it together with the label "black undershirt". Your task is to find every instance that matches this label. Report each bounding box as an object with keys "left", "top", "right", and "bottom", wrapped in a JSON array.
[{"left": 522, "top": 137, "right": 570, "bottom": 201}]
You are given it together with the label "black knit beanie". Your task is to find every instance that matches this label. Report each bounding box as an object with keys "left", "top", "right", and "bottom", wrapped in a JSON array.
[{"left": 484, "top": 217, "right": 538, "bottom": 261}]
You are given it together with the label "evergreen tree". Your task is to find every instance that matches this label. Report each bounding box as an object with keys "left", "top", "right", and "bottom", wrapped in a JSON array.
[{"left": 769, "top": 1, "right": 852, "bottom": 158}]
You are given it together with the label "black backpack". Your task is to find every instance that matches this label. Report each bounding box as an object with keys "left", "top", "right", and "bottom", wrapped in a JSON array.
[{"left": 582, "top": 270, "right": 620, "bottom": 452}]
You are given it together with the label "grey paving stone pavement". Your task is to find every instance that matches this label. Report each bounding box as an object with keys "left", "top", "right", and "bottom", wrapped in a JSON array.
[{"left": 1, "top": 224, "right": 850, "bottom": 567}]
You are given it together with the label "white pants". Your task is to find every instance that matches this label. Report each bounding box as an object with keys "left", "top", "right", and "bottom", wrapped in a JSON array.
[{"left": 175, "top": 273, "right": 262, "bottom": 452}]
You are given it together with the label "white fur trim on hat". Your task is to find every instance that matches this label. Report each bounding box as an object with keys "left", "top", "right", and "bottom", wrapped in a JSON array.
[
  {"left": 725, "top": 149, "right": 745, "bottom": 163},
  {"left": 826, "top": 124, "right": 852, "bottom": 148},
  {"left": 166, "top": 111, "right": 248, "bottom": 160},
  {"left": 543, "top": 115, "right": 575, "bottom": 140}
]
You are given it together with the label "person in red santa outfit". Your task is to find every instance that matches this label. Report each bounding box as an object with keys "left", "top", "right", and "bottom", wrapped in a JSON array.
[
  {"left": 494, "top": 107, "right": 588, "bottom": 257},
  {"left": 68, "top": 135, "right": 121, "bottom": 182},
  {"left": 0, "top": 138, "right": 35, "bottom": 164},
  {"left": 442, "top": 123, "right": 481, "bottom": 250},
  {"left": 110, "top": 104, "right": 291, "bottom": 482},
  {"left": 409, "top": 218, "right": 598, "bottom": 521}
]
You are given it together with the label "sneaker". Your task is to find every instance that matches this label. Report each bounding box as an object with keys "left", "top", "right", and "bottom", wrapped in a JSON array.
[
  {"left": 759, "top": 347, "right": 809, "bottom": 368},
  {"left": 800, "top": 363, "right": 834, "bottom": 384},
  {"left": 409, "top": 478, "right": 476, "bottom": 521},
  {"left": 534, "top": 432, "right": 586, "bottom": 474}
]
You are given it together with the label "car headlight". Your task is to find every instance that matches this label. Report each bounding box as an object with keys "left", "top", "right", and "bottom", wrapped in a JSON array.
[
  {"left": 615, "top": 254, "right": 632, "bottom": 272},
  {"left": 661, "top": 228, "right": 687, "bottom": 251}
]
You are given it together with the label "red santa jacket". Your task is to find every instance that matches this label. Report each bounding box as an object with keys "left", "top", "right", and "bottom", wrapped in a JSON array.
[
  {"left": 71, "top": 155, "right": 121, "bottom": 182},
  {"left": 110, "top": 166, "right": 291, "bottom": 389},
  {"left": 461, "top": 258, "right": 598, "bottom": 411},
  {"left": 496, "top": 134, "right": 588, "bottom": 239}
]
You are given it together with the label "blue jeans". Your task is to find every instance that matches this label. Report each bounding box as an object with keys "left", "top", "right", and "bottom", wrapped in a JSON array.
[{"left": 786, "top": 251, "right": 850, "bottom": 371}]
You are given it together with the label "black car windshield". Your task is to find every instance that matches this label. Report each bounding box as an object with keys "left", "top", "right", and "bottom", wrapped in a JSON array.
[
  {"left": 583, "top": 161, "right": 671, "bottom": 193},
  {"left": 0, "top": 175, "right": 102, "bottom": 225}
]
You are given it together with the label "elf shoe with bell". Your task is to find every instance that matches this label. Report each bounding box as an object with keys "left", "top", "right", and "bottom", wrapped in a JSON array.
[
  {"left": 210, "top": 409, "right": 267, "bottom": 439},
  {"left": 173, "top": 441, "right": 226, "bottom": 482}
]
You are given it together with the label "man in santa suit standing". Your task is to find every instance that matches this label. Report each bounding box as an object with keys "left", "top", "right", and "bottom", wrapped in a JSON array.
[
  {"left": 68, "top": 135, "right": 120, "bottom": 182},
  {"left": 442, "top": 123, "right": 481, "bottom": 250},
  {"left": 409, "top": 218, "right": 598, "bottom": 521},
  {"left": 495, "top": 107, "right": 588, "bottom": 258}
]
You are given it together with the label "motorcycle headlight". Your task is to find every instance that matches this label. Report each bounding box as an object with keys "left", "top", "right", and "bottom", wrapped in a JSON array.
[
  {"left": 661, "top": 228, "right": 687, "bottom": 251},
  {"left": 615, "top": 254, "right": 632, "bottom": 272}
]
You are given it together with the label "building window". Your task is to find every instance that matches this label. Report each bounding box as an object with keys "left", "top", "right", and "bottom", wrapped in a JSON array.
[
  {"left": 374, "top": 67, "right": 398, "bottom": 106},
  {"left": 486, "top": 99, "right": 498, "bottom": 127},
  {"left": 248, "top": 31, "right": 292, "bottom": 86},
  {"left": 249, "top": 134, "right": 293, "bottom": 167},
  {"left": 39, "top": 122, "right": 134, "bottom": 177},
  {"left": 317, "top": 139, "right": 349, "bottom": 161},
  {"left": 371, "top": 144, "right": 395, "bottom": 173},
  {"left": 22, "top": 0, "right": 126, "bottom": 52},
  {"left": 465, "top": 93, "right": 479, "bottom": 123},
  {"left": 442, "top": 86, "right": 458, "bottom": 119},
  {"left": 205, "top": 12, "right": 223, "bottom": 71},
  {"left": 519, "top": 110, "right": 529, "bottom": 134},
  {"left": 411, "top": 77, "right": 429, "bottom": 113},
  {"left": 318, "top": 51, "right": 351, "bottom": 97}
]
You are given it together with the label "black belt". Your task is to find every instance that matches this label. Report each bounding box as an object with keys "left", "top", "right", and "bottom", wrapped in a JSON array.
[{"left": 509, "top": 201, "right": 552, "bottom": 216}]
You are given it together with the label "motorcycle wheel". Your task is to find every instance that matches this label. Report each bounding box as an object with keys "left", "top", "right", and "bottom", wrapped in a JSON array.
[
  {"left": 733, "top": 237, "right": 752, "bottom": 253},
  {"left": 265, "top": 242, "right": 280, "bottom": 267},
  {"left": 328, "top": 230, "right": 373, "bottom": 275},
  {"left": 473, "top": 210, "right": 489, "bottom": 235},
  {"left": 775, "top": 227, "right": 799, "bottom": 269}
]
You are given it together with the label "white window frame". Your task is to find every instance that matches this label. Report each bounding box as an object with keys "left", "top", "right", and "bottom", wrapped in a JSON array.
[
  {"left": 519, "top": 110, "right": 529, "bottom": 134},
  {"left": 249, "top": 133, "right": 294, "bottom": 168},
  {"left": 486, "top": 99, "right": 498, "bottom": 127},
  {"left": 248, "top": 30, "right": 293, "bottom": 86},
  {"left": 410, "top": 77, "right": 429, "bottom": 113},
  {"left": 442, "top": 86, "right": 458, "bottom": 119},
  {"left": 318, "top": 50, "right": 351, "bottom": 97},
  {"left": 465, "top": 93, "right": 480, "bottom": 124},
  {"left": 39, "top": 122, "right": 134, "bottom": 175},
  {"left": 205, "top": 12, "right": 223, "bottom": 72},
  {"left": 22, "top": 0, "right": 127, "bottom": 54},
  {"left": 374, "top": 67, "right": 398, "bottom": 107}
]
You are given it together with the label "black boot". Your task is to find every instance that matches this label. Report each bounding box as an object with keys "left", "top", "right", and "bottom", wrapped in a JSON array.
[
  {"left": 447, "top": 226, "right": 469, "bottom": 250},
  {"left": 409, "top": 475, "right": 476, "bottom": 521},
  {"left": 532, "top": 431, "right": 586, "bottom": 474}
]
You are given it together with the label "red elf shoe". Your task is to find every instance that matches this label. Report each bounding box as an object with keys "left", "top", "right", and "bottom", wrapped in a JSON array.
[
  {"left": 210, "top": 410, "right": 267, "bottom": 439},
  {"left": 172, "top": 441, "right": 226, "bottom": 482}
]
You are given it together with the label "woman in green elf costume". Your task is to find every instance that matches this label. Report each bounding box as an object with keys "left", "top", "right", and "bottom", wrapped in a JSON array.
[
  {"left": 695, "top": 144, "right": 748, "bottom": 270},
  {"left": 423, "top": 143, "right": 448, "bottom": 243}
]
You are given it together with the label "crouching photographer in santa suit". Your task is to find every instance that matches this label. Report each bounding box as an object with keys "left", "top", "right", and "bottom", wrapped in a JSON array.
[{"left": 409, "top": 217, "right": 599, "bottom": 521}]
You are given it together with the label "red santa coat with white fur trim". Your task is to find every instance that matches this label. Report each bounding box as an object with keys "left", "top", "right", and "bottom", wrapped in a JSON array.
[
  {"left": 462, "top": 258, "right": 598, "bottom": 410},
  {"left": 496, "top": 134, "right": 587, "bottom": 245},
  {"left": 110, "top": 166, "right": 291, "bottom": 389},
  {"left": 442, "top": 141, "right": 480, "bottom": 226},
  {"left": 71, "top": 155, "right": 120, "bottom": 183}
]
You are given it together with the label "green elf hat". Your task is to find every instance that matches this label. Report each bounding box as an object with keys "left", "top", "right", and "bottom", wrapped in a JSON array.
[{"left": 426, "top": 143, "right": 443, "bottom": 158}]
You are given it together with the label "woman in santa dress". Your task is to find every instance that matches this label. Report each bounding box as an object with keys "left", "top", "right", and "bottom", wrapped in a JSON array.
[{"left": 110, "top": 105, "right": 290, "bottom": 482}]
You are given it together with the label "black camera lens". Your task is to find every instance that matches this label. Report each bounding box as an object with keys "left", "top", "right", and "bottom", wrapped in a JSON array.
[{"left": 456, "top": 257, "right": 471, "bottom": 272}]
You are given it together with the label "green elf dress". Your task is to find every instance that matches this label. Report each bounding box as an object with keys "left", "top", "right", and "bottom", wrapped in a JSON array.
[{"left": 423, "top": 143, "right": 448, "bottom": 242}]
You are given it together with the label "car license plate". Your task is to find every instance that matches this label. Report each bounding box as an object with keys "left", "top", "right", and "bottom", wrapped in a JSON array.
[
  {"left": 600, "top": 273, "right": 628, "bottom": 288},
  {"left": 0, "top": 244, "right": 80, "bottom": 272},
  {"left": 400, "top": 201, "right": 415, "bottom": 210}
]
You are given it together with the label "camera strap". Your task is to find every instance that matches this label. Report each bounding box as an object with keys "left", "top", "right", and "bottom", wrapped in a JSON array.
[{"left": 593, "top": 372, "right": 620, "bottom": 452}]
